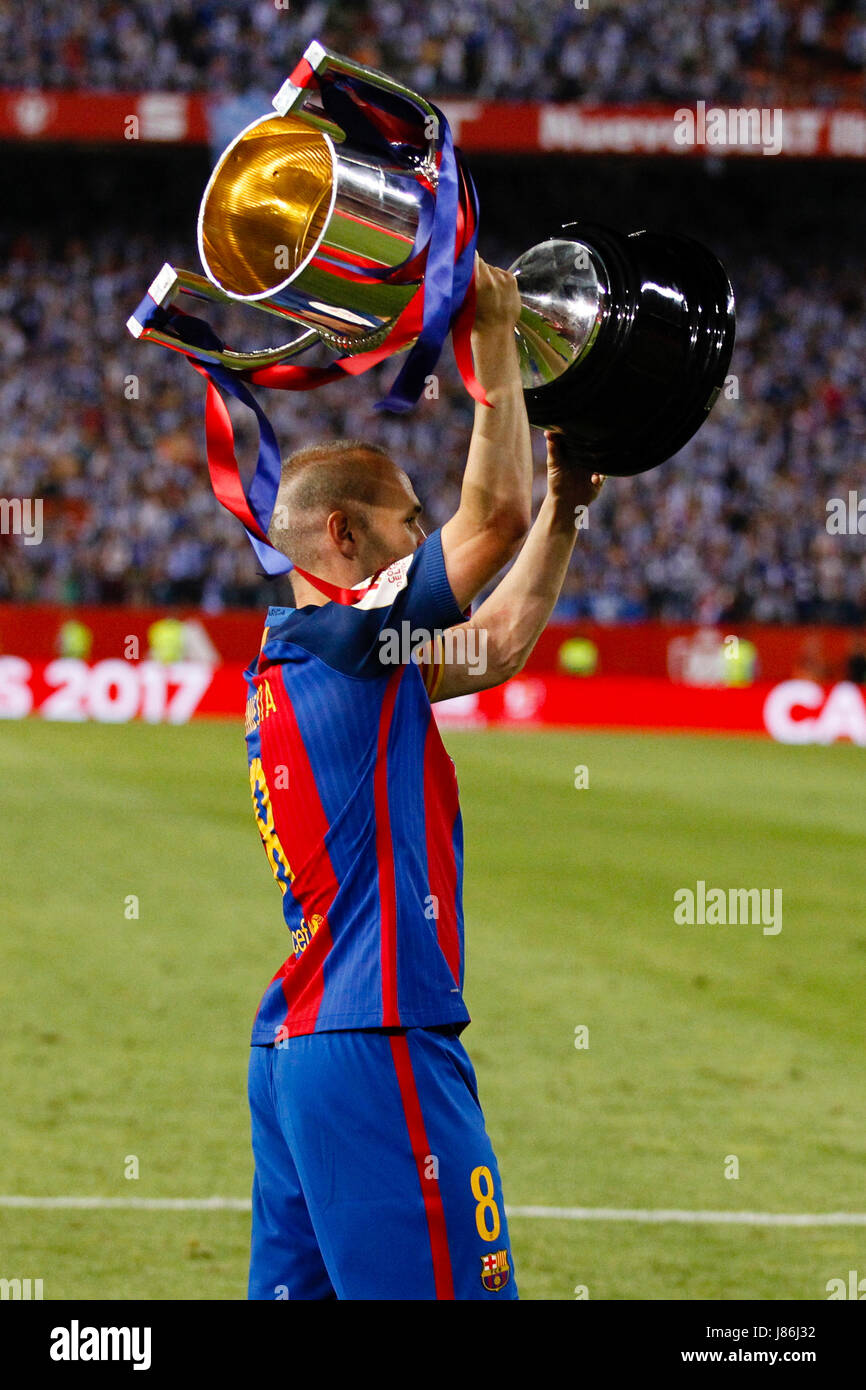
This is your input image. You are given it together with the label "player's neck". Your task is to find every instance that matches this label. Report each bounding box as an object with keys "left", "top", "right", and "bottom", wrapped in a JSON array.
[{"left": 290, "top": 561, "right": 374, "bottom": 608}]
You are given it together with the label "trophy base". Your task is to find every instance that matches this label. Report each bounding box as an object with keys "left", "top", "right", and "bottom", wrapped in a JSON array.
[{"left": 519, "top": 225, "right": 736, "bottom": 478}]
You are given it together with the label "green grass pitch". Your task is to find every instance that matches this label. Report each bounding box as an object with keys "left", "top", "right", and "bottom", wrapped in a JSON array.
[{"left": 1, "top": 720, "right": 864, "bottom": 1301}]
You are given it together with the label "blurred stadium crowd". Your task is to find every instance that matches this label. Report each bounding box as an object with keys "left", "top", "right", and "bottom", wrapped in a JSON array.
[
  {"left": 2, "top": 0, "right": 865, "bottom": 624},
  {"left": 3, "top": 0, "right": 866, "bottom": 106},
  {"left": 1, "top": 223, "right": 864, "bottom": 624}
]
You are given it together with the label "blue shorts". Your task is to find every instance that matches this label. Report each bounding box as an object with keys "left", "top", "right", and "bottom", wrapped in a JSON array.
[{"left": 247, "top": 1026, "right": 518, "bottom": 1301}]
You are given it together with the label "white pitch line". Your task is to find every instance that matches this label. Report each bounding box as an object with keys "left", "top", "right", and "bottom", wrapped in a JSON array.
[
  {"left": 2, "top": 1196, "right": 866, "bottom": 1226},
  {"left": 0, "top": 1196, "right": 251, "bottom": 1211},
  {"left": 506, "top": 1207, "right": 866, "bottom": 1226}
]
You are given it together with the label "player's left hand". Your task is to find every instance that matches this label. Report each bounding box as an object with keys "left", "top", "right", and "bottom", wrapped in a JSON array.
[{"left": 544, "top": 430, "right": 606, "bottom": 509}]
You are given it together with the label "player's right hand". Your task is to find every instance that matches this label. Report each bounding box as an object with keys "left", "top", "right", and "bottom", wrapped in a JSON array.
[
  {"left": 544, "top": 430, "right": 606, "bottom": 509},
  {"left": 472, "top": 255, "right": 522, "bottom": 332}
]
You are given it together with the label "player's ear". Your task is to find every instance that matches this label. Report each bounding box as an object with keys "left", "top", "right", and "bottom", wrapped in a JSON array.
[{"left": 328, "top": 511, "right": 355, "bottom": 553}]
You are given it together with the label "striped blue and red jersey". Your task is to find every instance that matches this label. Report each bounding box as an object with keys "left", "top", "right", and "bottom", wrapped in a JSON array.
[{"left": 244, "top": 527, "right": 470, "bottom": 1043}]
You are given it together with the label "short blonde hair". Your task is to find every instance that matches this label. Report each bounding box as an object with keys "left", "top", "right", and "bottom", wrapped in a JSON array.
[{"left": 267, "top": 438, "right": 396, "bottom": 569}]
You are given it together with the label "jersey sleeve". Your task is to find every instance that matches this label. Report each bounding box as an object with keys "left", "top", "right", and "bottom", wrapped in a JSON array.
[{"left": 416, "top": 631, "right": 446, "bottom": 700}]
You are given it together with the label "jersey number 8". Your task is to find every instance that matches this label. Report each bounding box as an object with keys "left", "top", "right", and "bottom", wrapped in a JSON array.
[{"left": 470, "top": 1165, "right": 501, "bottom": 1242}]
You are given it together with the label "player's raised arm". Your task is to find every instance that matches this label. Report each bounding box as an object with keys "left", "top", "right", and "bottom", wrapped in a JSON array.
[
  {"left": 418, "top": 433, "right": 605, "bottom": 701},
  {"left": 439, "top": 256, "right": 533, "bottom": 611}
]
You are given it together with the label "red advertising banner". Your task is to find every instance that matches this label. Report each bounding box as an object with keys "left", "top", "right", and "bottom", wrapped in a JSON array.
[
  {"left": 2, "top": 657, "right": 865, "bottom": 744},
  {"left": 0, "top": 656, "right": 232, "bottom": 723},
  {"left": 3, "top": 90, "right": 866, "bottom": 159},
  {"left": 433, "top": 675, "right": 866, "bottom": 744},
  {"left": 0, "top": 606, "right": 860, "bottom": 684},
  {"left": 0, "top": 90, "right": 209, "bottom": 143}
]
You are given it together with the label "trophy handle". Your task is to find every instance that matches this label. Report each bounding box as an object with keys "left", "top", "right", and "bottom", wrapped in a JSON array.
[
  {"left": 126, "top": 263, "right": 321, "bottom": 370},
  {"left": 272, "top": 40, "right": 441, "bottom": 178}
]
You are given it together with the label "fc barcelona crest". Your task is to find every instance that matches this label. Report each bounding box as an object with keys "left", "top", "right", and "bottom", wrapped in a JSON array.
[{"left": 480, "top": 1250, "right": 510, "bottom": 1292}]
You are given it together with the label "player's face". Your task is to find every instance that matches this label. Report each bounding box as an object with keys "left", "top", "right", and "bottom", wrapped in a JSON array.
[{"left": 357, "top": 462, "right": 426, "bottom": 572}]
